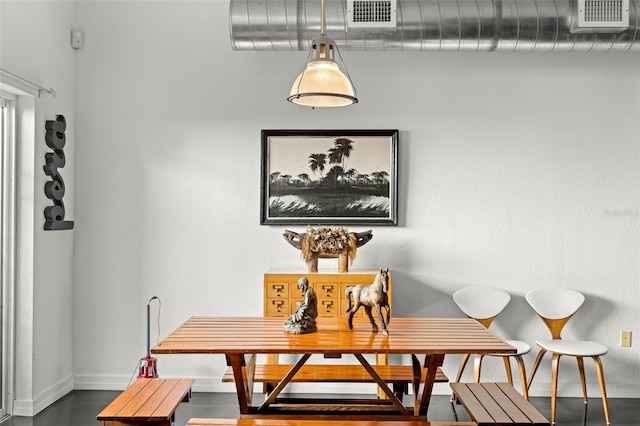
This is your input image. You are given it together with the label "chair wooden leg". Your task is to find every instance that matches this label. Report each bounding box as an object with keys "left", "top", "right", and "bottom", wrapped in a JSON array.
[
  {"left": 550, "top": 352, "right": 561, "bottom": 425},
  {"left": 502, "top": 356, "right": 514, "bottom": 385},
  {"left": 454, "top": 353, "right": 471, "bottom": 383},
  {"left": 513, "top": 355, "right": 529, "bottom": 400},
  {"left": 576, "top": 356, "right": 588, "bottom": 404},
  {"left": 451, "top": 353, "right": 472, "bottom": 401},
  {"left": 473, "top": 354, "right": 484, "bottom": 383},
  {"left": 527, "top": 348, "right": 547, "bottom": 389},
  {"left": 593, "top": 356, "right": 611, "bottom": 425}
]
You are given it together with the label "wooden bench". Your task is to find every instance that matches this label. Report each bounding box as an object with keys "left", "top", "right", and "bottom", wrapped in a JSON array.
[
  {"left": 222, "top": 364, "right": 449, "bottom": 400},
  {"left": 187, "top": 419, "right": 474, "bottom": 426},
  {"left": 97, "top": 378, "right": 194, "bottom": 426},
  {"left": 450, "top": 382, "right": 550, "bottom": 426}
]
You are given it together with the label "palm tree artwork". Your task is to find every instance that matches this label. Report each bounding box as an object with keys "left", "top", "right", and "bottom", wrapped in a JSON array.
[{"left": 266, "top": 135, "right": 393, "bottom": 222}]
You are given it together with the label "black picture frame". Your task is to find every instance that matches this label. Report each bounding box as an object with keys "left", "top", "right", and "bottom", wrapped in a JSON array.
[{"left": 261, "top": 129, "right": 398, "bottom": 226}]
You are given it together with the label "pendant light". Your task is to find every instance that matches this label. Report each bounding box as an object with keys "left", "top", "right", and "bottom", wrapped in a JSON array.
[{"left": 287, "top": 0, "right": 358, "bottom": 108}]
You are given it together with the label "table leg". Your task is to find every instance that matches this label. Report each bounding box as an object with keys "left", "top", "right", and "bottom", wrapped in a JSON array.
[
  {"left": 257, "top": 353, "right": 312, "bottom": 412},
  {"left": 413, "top": 353, "right": 444, "bottom": 418},
  {"left": 353, "top": 354, "right": 411, "bottom": 416},
  {"left": 226, "top": 353, "right": 256, "bottom": 414},
  {"left": 411, "top": 354, "right": 421, "bottom": 399}
]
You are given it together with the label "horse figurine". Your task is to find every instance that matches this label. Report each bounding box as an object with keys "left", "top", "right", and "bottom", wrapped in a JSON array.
[{"left": 345, "top": 268, "right": 391, "bottom": 335}]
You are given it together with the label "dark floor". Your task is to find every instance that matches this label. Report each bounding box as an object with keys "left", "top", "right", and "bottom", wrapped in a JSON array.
[{"left": 0, "top": 391, "right": 637, "bottom": 426}]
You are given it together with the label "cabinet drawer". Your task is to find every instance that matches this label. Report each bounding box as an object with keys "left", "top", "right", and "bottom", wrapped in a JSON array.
[
  {"left": 318, "top": 298, "right": 338, "bottom": 317},
  {"left": 316, "top": 282, "right": 338, "bottom": 298},
  {"left": 265, "top": 282, "right": 289, "bottom": 299},
  {"left": 265, "top": 298, "right": 288, "bottom": 317}
]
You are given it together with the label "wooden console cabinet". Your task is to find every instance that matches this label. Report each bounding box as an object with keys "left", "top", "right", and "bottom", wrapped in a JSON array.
[
  {"left": 264, "top": 269, "right": 392, "bottom": 320},
  {"left": 263, "top": 269, "right": 393, "bottom": 397}
]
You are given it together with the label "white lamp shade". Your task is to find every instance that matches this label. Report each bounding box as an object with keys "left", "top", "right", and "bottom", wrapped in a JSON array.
[{"left": 288, "top": 60, "right": 358, "bottom": 108}]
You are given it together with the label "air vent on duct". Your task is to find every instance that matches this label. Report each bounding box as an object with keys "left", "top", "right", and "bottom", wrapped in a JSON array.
[
  {"left": 347, "top": 0, "right": 397, "bottom": 30},
  {"left": 572, "top": 0, "right": 630, "bottom": 33}
]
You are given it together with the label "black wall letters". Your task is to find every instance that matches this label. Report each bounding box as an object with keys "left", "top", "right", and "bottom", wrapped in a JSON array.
[{"left": 44, "top": 115, "right": 74, "bottom": 230}]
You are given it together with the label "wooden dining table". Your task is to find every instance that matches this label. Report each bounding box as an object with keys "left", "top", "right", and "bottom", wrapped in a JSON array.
[{"left": 151, "top": 316, "right": 515, "bottom": 420}]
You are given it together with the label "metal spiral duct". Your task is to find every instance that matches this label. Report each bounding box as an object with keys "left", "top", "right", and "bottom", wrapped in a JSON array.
[{"left": 229, "top": 0, "right": 640, "bottom": 52}]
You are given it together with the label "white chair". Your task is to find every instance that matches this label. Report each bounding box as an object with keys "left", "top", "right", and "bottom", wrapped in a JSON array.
[
  {"left": 451, "top": 287, "right": 531, "bottom": 399},
  {"left": 526, "top": 287, "right": 610, "bottom": 425}
]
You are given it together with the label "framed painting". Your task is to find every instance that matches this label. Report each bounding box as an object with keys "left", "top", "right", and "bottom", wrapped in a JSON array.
[{"left": 261, "top": 129, "right": 398, "bottom": 226}]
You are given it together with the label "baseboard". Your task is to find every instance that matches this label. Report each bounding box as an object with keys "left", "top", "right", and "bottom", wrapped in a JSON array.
[{"left": 13, "top": 375, "right": 73, "bottom": 416}]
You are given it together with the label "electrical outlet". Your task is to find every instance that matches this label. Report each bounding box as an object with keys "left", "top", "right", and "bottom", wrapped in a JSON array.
[{"left": 620, "top": 331, "right": 632, "bottom": 347}]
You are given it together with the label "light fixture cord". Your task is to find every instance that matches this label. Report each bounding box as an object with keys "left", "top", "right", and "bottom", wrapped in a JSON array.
[{"left": 320, "top": 0, "right": 326, "bottom": 35}]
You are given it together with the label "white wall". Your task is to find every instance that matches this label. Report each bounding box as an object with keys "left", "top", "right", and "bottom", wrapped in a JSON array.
[
  {"left": 1, "top": 0, "right": 639, "bottom": 416},
  {"left": 71, "top": 0, "right": 640, "bottom": 399},
  {"left": 0, "top": 0, "right": 76, "bottom": 416}
]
